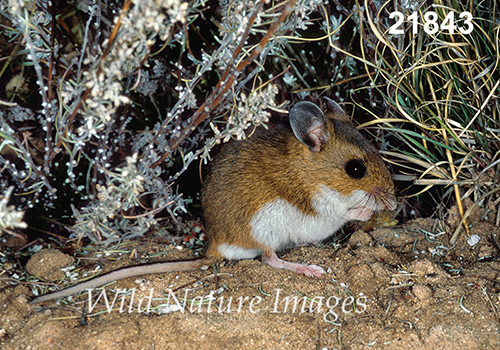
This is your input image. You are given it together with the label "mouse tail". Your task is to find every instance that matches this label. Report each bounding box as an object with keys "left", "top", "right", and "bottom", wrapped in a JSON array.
[{"left": 30, "top": 257, "right": 214, "bottom": 304}]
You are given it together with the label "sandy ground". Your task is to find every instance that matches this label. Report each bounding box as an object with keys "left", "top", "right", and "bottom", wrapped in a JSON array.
[{"left": 1, "top": 214, "right": 500, "bottom": 350}]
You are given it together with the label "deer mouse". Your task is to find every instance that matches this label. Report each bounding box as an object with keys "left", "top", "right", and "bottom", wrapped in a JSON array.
[{"left": 30, "top": 98, "right": 396, "bottom": 304}]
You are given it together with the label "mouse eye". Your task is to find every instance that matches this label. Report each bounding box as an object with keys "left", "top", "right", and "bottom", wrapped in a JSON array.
[{"left": 345, "top": 159, "right": 366, "bottom": 179}]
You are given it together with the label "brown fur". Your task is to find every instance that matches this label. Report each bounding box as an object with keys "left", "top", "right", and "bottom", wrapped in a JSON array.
[{"left": 202, "top": 108, "right": 394, "bottom": 258}]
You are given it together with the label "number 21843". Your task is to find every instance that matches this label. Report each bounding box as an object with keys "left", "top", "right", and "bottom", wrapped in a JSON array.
[{"left": 389, "top": 11, "right": 473, "bottom": 35}]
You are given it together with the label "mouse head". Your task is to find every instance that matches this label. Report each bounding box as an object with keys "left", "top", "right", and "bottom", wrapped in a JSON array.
[{"left": 289, "top": 99, "right": 396, "bottom": 213}]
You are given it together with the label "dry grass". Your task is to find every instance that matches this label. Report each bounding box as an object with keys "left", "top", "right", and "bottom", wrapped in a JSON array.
[{"left": 327, "top": 0, "right": 500, "bottom": 241}]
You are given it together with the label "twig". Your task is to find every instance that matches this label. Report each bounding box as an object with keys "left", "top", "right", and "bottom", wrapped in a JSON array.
[{"left": 151, "top": 0, "right": 299, "bottom": 168}]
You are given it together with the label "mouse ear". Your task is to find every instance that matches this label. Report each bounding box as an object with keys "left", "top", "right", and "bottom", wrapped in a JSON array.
[
  {"left": 324, "top": 97, "right": 351, "bottom": 123},
  {"left": 289, "top": 101, "right": 328, "bottom": 152}
]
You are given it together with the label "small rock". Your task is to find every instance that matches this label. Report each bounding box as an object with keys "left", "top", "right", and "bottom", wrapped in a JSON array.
[
  {"left": 349, "top": 230, "right": 373, "bottom": 246},
  {"left": 466, "top": 234, "right": 480, "bottom": 246},
  {"left": 25, "top": 249, "right": 75, "bottom": 281},
  {"left": 407, "top": 259, "right": 449, "bottom": 284},
  {"left": 4, "top": 235, "right": 26, "bottom": 249},
  {"left": 412, "top": 284, "right": 433, "bottom": 301}
]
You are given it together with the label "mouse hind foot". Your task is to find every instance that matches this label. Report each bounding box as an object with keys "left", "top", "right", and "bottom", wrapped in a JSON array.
[{"left": 262, "top": 250, "right": 325, "bottom": 277}]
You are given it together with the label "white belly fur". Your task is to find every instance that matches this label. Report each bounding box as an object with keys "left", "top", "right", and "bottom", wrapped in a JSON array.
[
  {"left": 250, "top": 185, "right": 375, "bottom": 251},
  {"left": 217, "top": 186, "right": 378, "bottom": 260},
  {"left": 217, "top": 244, "right": 262, "bottom": 260}
]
